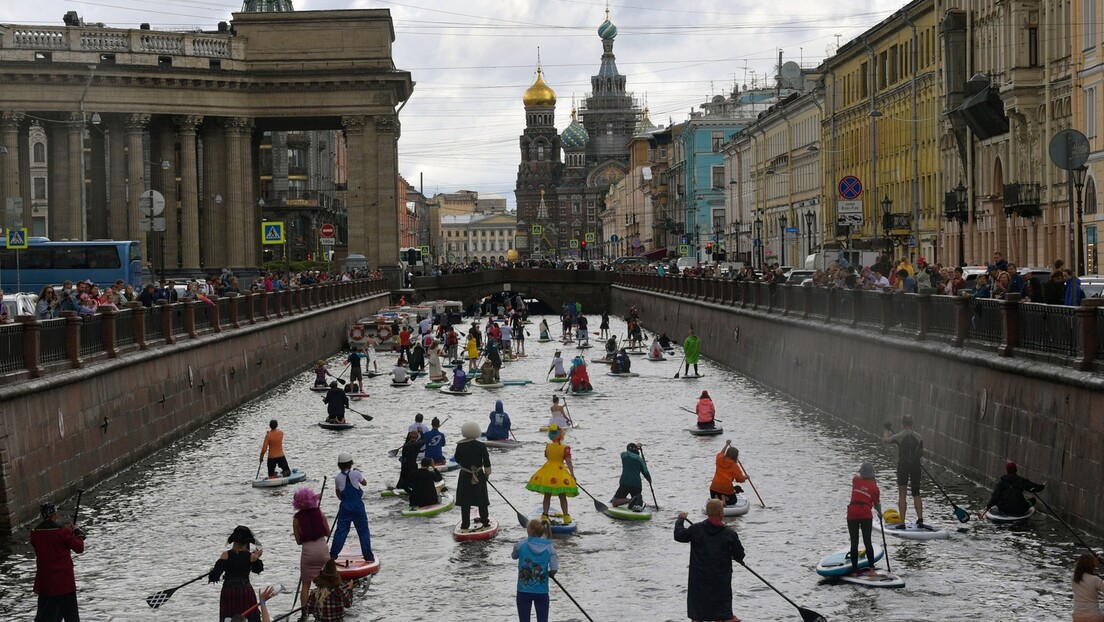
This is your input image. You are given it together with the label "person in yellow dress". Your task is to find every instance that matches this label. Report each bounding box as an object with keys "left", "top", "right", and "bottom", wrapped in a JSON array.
[{"left": 526, "top": 425, "right": 578, "bottom": 524}]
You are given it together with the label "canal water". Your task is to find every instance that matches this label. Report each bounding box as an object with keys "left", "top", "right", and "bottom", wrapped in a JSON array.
[{"left": 0, "top": 317, "right": 1081, "bottom": 621}]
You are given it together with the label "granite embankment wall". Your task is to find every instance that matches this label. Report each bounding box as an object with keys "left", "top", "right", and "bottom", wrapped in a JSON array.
[
  {"left": 0, "top": 291, "right": 389, "bottom": 531},
  {"left": 612, "top": 284, "right": 1104, "bottom": 536}
]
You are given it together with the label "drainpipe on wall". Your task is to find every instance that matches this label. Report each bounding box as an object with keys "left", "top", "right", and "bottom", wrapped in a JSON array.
[
  {"left": 862, "top": 36, "right": 878, "bottom": 252},
  {"left": 903, "top": 10, "right": 920, "bottom": 262}
]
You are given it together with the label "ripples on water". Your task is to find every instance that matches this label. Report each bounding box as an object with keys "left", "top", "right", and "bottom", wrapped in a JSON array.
[{"left": 0, "top": 317, "right": 1079, "bottom": 621}]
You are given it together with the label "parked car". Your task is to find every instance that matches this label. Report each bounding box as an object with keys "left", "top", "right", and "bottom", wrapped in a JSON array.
[
  {"left": 1, "top": 292, "right": 39, "bottom": 320},
  {"left": 1080, "top": 275, "right": 1104, "bottom": 298},
  {"left": 612, "top": 256, "right": 648, "bottom": 270}
]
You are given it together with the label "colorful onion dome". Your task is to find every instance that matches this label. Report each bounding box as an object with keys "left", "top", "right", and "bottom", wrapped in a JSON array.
[
  {"left": 561, "top": 108, "right": 589, "bottom": 149},
  {"left": 598, "top": 9, "right": 617, "bottom": 40}
]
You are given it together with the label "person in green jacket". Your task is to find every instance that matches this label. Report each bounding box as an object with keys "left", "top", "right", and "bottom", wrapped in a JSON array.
[
  {"left": 683, "top": 328, "right": 701, "bottom": 377},
  {"left": 611, "top": 443, "right": 652, "bottom": 511}
]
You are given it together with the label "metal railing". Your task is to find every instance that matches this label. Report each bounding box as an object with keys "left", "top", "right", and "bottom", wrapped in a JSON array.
[
  {"left": 0, "top": 324, "right": 23, "bottom": 374},
  {"left": 40, "top": 318, "right": 68, "bottom": 365},
  {"left": 1019, "top": 303, "right": 1078, "bottom": 357},
  {"left": 928, "top": 295, "right": 957, "bottom": 337},
  {"left": 145, "top": 307, "right": 164, "bottom": 343},
  {"left": 80, "top": 315, "right": 104, "bottom": 358},
  {"left": 115, "top": 309, "right": 136, "bottom": 348},
  {"left": 967, "top": 299, "right": 1002, "bottom": 344}
]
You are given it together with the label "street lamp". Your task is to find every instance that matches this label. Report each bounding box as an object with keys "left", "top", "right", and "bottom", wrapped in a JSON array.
[
  {"left": 946, "top": 182, "right": 969, "bottom": 267},
  {"left": 803, "top": 210, "right": 816, "bottom": 258},
  {"left": 753, "top": 215, "right": 763, "bottom": 267},
  {"left": 778, "top": 214, "right": 788, "bottom": 267},
  {"left": 730, "top": 218, "right": 740, "bottom": 265},
  {"left": 881, "top": 195, "right": 892, "bottom": 254},
  {"left": 1073, "top": 165, "right": 1088, "bottom": 275}
]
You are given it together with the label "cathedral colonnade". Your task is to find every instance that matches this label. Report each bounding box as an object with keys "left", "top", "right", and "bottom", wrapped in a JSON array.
[{"left": 0, "top": 9, "right": 411, "bottom": 276}]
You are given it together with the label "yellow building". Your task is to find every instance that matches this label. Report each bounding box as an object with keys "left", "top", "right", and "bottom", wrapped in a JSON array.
[
  {"left": 820, "top": 0, "right": 943, "bottom": 264},
  {"left": 1072, "top": 0, "right": 1103, "bottom": 274},
  {"left": 601, "top": 109, "right": 662, "bottom": 258}
]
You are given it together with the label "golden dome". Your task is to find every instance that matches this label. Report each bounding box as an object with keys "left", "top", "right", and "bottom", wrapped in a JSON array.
[{"left": 523, "top": 67, "right": 557, "bottom": 108}]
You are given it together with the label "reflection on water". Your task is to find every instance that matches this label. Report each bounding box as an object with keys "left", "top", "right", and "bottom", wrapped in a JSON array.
[{"left": 0, "top": 317, "right": 1077, "bottom": 621}]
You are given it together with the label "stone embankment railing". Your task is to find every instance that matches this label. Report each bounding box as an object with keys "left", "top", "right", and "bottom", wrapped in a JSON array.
[
  {"left": 0, "top": 279, "right": 388, "bottom": 383},
  {"left": 614, "top": 274, "right": 1104, "bottom": 372}
]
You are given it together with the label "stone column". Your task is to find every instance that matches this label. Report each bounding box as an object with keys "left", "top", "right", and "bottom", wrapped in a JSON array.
[
  {"left": 224, "top": 118, "right": 247, "bottom": 268},
  {"left": 67, "top": 113, "right": 84, "bottom": 239},
  {"left": 108, "top": 118, "right": 129, "bottom": 240},
  {"left": 0, "top": 112, "right": 24, "bottom": 231},
  {"left": 125, "top": 114, "right": 150, "bottom": 241},
  {"left": 343, "top": 115, "right": 369, "bottom": 260},
  {"left": 203, "top": 121, "right": 228, "bottom": 270},
  {"left": 175, "top": 116, "right": 202, "bottom": 270},
  {"left": 240, "top": 120, "right": 257, "bottom": 266},
  {"left": 155, "top": 124, "right": 179, "bottom": 273},
  {"left": 47, "top": 122, "right": 71, "bottom": 238}
]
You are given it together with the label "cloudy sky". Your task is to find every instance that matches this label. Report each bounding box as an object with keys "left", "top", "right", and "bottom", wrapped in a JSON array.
[{"left": 0, "top": 0, "right": 903, "bottom": 207}]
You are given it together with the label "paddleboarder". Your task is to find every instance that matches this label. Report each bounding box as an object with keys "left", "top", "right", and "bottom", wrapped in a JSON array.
[
  {"left": 398, "top": 325, "right": 413, "bottom": 361},
  {"left": 445, "top": 326, "right": 460, "bottom": 362},
  {"left": 604, "top": 336, "right": 618, "bottom": 360},
  {"left": 611, "top": 443, "right": 651, "bottom": 511},
  {"left": 486, "top": 400, "right": 513, "bottom": 441},
  {"left": 512, "top": 314, "right": 526, "bottom": 356},
  {"left": 408, "top": 413, "right": 430, "bottom": 435},
  {"left": 611, "top": 348, "right": 632, "bottom": 374},
  {"left": 648, "top": 336, "right": 664, "bottom": 359},
  {"left": 682, "top": 328, "right": 701, "bottom": 377},
  {"left": 292, "top": 487, "right": 331, "bottom": 608},
  {"left": 408, "top": 458, "right": 445, "bottom": 508},
  {"left": 30, "top": 501, "right": 85, "bottom": 622},
  {"left": 305, "top": 560, "right": 353, "bottom": 622},
  {"left": 549, "top": 351, "right": 567, "bottom": 379},
  {"left": 695, "top": 391, "right": 716, "bottom": 430},
  {"left": 847, "top": 462, "right": 882, "bottom": 576},
  {"left": 526, "top": 425, "right": 578, "bottom": 524},
  {"left": 673, "top": 500, "right": 746, "bottom": 622},
  {"left": 599, "top": 311, "right": 610, "bottom": 339},
  {"left": 259, "top": 419, "right": 291, "bottom": 479},
  {"left": 466, "top": 334, "right": 480, "bottom": 371},
  {"left": 450, "top": 362, "right": 468, "bottom": 392},
  {"left": 477, "top": 358, "right": 498, "bottom": 385},
  {"left": 323, "top": 382, "right": 349, "bottom": 424},
  {"left": 208, "top": 525, "right": 264, "bottom": 622},
  {"left": 978, "top": 462, "right": 1045, "bottom": 521},
  {"left": 366, "top": 334, "right": 380, "bottom": 373},
  {"left": 313, "top": 360, "right": 333, "bottom": 387},
  {"left": 882, "top": 414, "right": 925, "bottom": 527},
  {"left": 548, "top": 396, "right": 570, "bottom": 429},
  {"left": 568, "top": 356, "right": 592, "bottom": 393},
  {"left": 408, "top": 341, "right": 426, "bottom": 372},
  {"left": 454, "top": 421, "right": 492, "bottom": 532},
  {"left": 427, "top": 339, "right": 447, "bottom": 381},
  {"left": 658, "top": 331, "right": 673, "bottom": 350},
  {"left": 538, "top": 318, "right": 551, "bottom": 341},
  {"left": 391, "top": 359, "right": 410, "bottom": 384},
  {"left": 709, "top": 441, "right": 746, "bottom": 505},
  {"left": 485, "top": 338, "right": 503, "bottom": 382},
  {"left": 345, "top": 347, "right": 366, "bottom": 387},
  {"left": 424, "top": 417, "right": 447, "bottom": 466},
  {"left": 395, "top": 430, "right": 425, "bottom": 493},
  {"left": 512, "top": 518, "right": 559, "bottom": 622},
  {"left": 330, "top": 453, "right": 375, "bottom": 563},
  {"left": 576, "top": 314, "right": 589, "bottom": 345}
]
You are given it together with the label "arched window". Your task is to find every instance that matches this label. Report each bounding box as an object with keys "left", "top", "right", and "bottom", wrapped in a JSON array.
[
  {"left": 1087, "top": 178, "right": 1098, "bottom": 215},
  {"left": 537, "top": 144, "right": 545, "bottom": 161},
  {"left": 33, "top": 142, "right": 45, "bottom": 163}
]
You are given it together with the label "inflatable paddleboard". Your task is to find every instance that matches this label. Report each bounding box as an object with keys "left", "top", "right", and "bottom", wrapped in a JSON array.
[
  {"left": 502, "top": 379, "right": 533, "bottom": 386},
  {"left": 529, "top": 509, "right": 577, "bottom": 534},
  {"left": 347, "top": 392, "right": 370, "bottom": 398},
  {"left": 566, "top": 389, "right": 596, "bottom": 397},
  {"left": 537, "top": 338, "right": 554, "bottom": 343},
  {"left": 646, "top": 355, "right": 666, "bottom": 361},
  {"left": 704, "top": 497, "right": 750, "bottom": 517},
  {"left": 319, "top": 421, "right": 355, "bottom": 431},
  {"left": 309, "top": 386, "right": 329, "bottom": 392},
  {"left": 380, "top": 480, "right": 446, "bottom": 498},
  {"left": 391, "top": 380, "right": 412, "bottom": 387},
  {"left": 366, "top": 371, "right": 385, "bottom": 378},
  {"left": 838, "top": 568, "right": 905, "bottom": 589},
  {"left": 334, "top": 544, "right": 380, "bottom": 581},
  {"left": 986, "top": 505, "right": 1036, "bottom": 523},
  {"left": 424, "top": 381, "right": 446, "bottom": 389},
  {"left": 815, "top": 546, "right": 885, "bottom": 577},
  {"left": 439, "top": 386, "right": 472, "bottom": 396},
  {"left": 481, "top": 437, "right": 522, "bottom": 449},
  {"left": 680, "top": 374, "right": 705, "bottom": 379},
  {"left": 473, "top": 381, "right": 505, "bottom": 389},
  {"left": 605, "top": 505, "right": 652, "bottom": 521},
  {"left": 576, "top": 344, "right": 593, "bottom": 349},
  {"left": 549, "top": 376, "right": 569, "bottom": 383},
  {"left": 606, "top": 371, "right": 640, "bottom": 378},
  {"left": 453, "top": 517, "right": 500, "bottom": 541},
  {"left": 251, "top": 468, "right": 307, "bottom": 488},
  {"left": 435, "top": 458, "right": 460, "bottom": 472},
  {"left": 401, "top": 494, "right": 455, "bottom": 517},
  {"left": 687, "top": 427, "right": 723, "bottom": 436},
  {"left": 880, "top": 520, "right": 950, "bottom": 540}
]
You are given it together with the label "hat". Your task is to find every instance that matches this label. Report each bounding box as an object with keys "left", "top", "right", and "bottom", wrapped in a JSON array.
[
  {"left": 547, "top": 425, "right": 564, "bottom": 440},
  {"left": 1006, "top": 461, "right": 1017, "bottom": 473},
  {"left": 337, "top": 452, "right": 353, "bottom": 465},
  {"left": 40, "top": 502, "right": 57, "bottom": 520},
  {"left": 461, "top": 421, "right": 481, "bottom": 439},
  {"left": 700, "top": 390, "right": 710, "bottom": 399},
  {"left": 315, "top": 560, "right": 341, "bottom": 588},
  {"left": 918, "top": 257, "right": 927, "bottom": 264},
  {"left": 859, "top": 462, "right": 875, "bottom": 479},
  {"left": 292, "top": 487, "right": 320, "bottom": 511},
  {"left": 227, "top": 525, "right": 257, "bottom": 545}
]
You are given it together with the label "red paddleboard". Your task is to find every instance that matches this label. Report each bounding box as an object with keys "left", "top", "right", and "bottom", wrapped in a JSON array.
[
  {"left": 452, "top": 517, "right": 500, "bottom": 542},
  {"left": 334, "top": 544, "right": 381, "bottom": 580}
]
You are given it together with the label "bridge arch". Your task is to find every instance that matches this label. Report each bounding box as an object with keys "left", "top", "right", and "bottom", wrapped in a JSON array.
[{"left": 411, "top": 269, "right": 615, "bottom": 315}]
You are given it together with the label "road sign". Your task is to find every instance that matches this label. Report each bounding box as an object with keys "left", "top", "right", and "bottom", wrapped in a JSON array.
[
  {"left": 610, "top": 234, "right": 620, "bottom": 243},
  {"left": 320, "top": 237, "right": 335, "bottom": 246},
  {"left": 584, "top": 232, "right": 595, "bottom": 243},
  {"left": 1049, "top": 129, "right": 1090, "bottom": 171},
  {"left": 838, "top": 175, "right": 863, "bottom": 200},
  {"left": 837, "top": 200, "right": 863, "bottom": 226},
  {"left": 320, "top": 223, "right": 336, "bottom": 238},
  {"left": 262, "top": 221, "right": 285, "bottom": 245},
  {"left": 678, "top": 244, "right": 690, "bottom": 256},
  {"left": 569, "top": 239, "right": 579, "bottom": 249},
  {"left": 419, "top": 245, "right": 430, "bottom": 255},
  {"left": 532, "top": 224, "right": 543, "bottom": 235},
  {"left": 785, "top": 227, "right": 798, "bottom": 234},
  {"left": 139, "top": 190, "right": 166, "bottom": 217},
  {"left": 6, "top": 227, "right": 27, "bottom": 249}
]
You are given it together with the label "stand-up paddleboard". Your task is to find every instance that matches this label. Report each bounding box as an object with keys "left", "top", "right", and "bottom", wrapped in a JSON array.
[
  {"left": 606, "top": 371, "right": 640, "bottom": 378},
  {"left": 473, "top": 381, "right": 505, "bottom": 389},
  {"left": 687, "top": 427, "right": 723, "bottom": 436},
  {"left": 815, "top": 546, "right": 885, "bottom": 577},
  {"left": 838, "top": 568, "right": 905, "bottom": 589},
  {"left": 549, "top": 376, "right": 569, "bottom": 383},
  {"left": 481, "top": 437, "right": 522, "bottom": 449},
  {"left": 439, "top": 386, "right": 472, "bottom": 396},
  {"left": 391, "top": 380, "right": 412, "bottom": 388},
  {"left": 646, "top": 355, "right": 666, "bottom": 361},
  {"left": 380, "top": 480, "right": 446, "bottom": 498},
  {"left": 566, "top": 388, "right": 596, "bottom": 397},
  {"left": 309, "top": 386, "right": 329, "bottom": 392},
  {"left": 502, "top": 379, "right": 533, "bottom": 386},
  {"left": 680, "top": 374, "right": 705, "bottom": 379},
  {"left": 334, "top": 544, "right": 380, "bottom": 581},
  {"left": 251, "top": 468, "right": 307, "bottom": 488},
  {"left": 453, "top": 517, "right": 500, "bottom": 541},
  {"left": 319, "top": 421, "right": 355, "bottom": 431},
  {"left": 627, "top": 350, "right": 646, "bottom": 356},
  {"left": 986, "top": 505, "right": 1036, "bottom": 523},
  {"left": 529, "top": 509, "right": 577, "bottom": 534},
  {"left": 593, "top": 357, "right": 615, "bottom": 365},
  {"left": 425, "top": 381, "right": 447, "bottom": 390},
  {"left": 366, "top": 370, "right": 385, "bottom": 378},
  {"left": 604, "top": 505, "right": 652, "bottom": 521},
  {"left": 347, "top": 392, "right": 371, "bottom": 398},
  {"left": 401, "top": 494, "right": 455, "bottom": 517},
  {"left": 703, "top": 497, "right": 750, "bottom": 517},
  {"left": 576, "top": 344, "right": 593, "bottom": 349},
  {"left": 434, "top": 458, "right": 460, "bottom": 472},
  {"left": 880, "top": 520, "right": 950, "bottom": 540},
  {"left": 537, "top": 338, "right": 554, "bottom": 343}
]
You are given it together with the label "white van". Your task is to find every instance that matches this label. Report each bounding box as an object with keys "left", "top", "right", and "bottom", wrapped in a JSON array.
[{"left": 2, "top": 293, "right": 39, "bottom": 320}]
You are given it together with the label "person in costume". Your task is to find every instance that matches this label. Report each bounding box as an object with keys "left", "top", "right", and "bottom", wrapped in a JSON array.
[
  {"left": 611, "top": 348, "right": 632, "bottom": 374},
  {"left": 423, "top": 417, "right": 447, "bottom": 466},
  {"left": 31, "top": 501, "right": 85, "bottom": 622},
  {"left": 611, "top": 443, "right": 651, "bottom": 511},
  {"left": 450, "top": 362, "right": 468, "bottom": 392},
  {"left": 454, "top": 421, "right": 492, "bottom": 532},
  {"left": 526, "top": 425, "right": 578, "bottom": 524},
  {"left": 568, "top": 356, "right": 592, "bottom": 393},
  {"left": 209, "top": 525, "right": 264, "bottom": 622},
  {"left": 648, "top": 336, "right": 664, "bottom": 359},
  {"left": 305, "top": 560, "right": 353, "bottom": 622},
  {"left": 484, "top": 338, "right": 503, "bottom": 382},
  {"left": 683, "top": 328, "right": 701, "bottom": 376},
  {"left": 696, "top": 390, "right": 716, "bottom": 430},
  {"left": 329, "top": 453, "right": 374, "bottom": 563},
  {"left": 847, "top": 462, "right": 882, "bottom": 576},
  {"left": 673, "top": 500, "right": 745, "bottom": 622},
  {"left": 427, "top": 339, "right": 446, "bottom": 381},
  {"left": 466, "top": 334, "right": 480, "bottom": 371},
  {"left": 486, "top": 400, "right": 512, "bottom": 441},
  {"left": 408, "top": 458, "right": 444, "bottom": 508},
  {"left": 549, "top": 351, "right": 567, "bottom": 379},
  {"left": 408, "top": 341, "right": 426, "bottom": 372},
  {"left": 292, "top": 487, "right": 331, "bottom": 607},
  {"left": 512, "top": 518, "right": 559, "bottom": 622},
  {"left": 709, "top": 440, "right": 746, "bottom": 505},
  {"left": 396, "top": 430, "right": 425, "bottom": 492},
  {"left": 538, "top": 318, "right": 551, "bottom": 340},
  {"left": 548, "top": 396, "right": 571, "bottom": 429},
  {"left": 978, "top": 461, "right": 1045, "bottom": 521}
]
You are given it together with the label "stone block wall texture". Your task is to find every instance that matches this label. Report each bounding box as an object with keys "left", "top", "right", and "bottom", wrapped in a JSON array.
[
  {"left": 0, "top": 293, "right": 388, "bottom": 531},
  {"left": 612, "top": 286, "right": 1104, "bottom": 536}
]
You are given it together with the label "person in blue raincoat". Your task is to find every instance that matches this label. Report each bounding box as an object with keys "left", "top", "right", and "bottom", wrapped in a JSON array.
[
  {"left": 512, "top": 518, "right": 559, "bottom": 622},
  {"left": 329, "top": 453, "right": 374, "bottom": 563},
  {"left": 450, "top": 362, "right": 468, "bottom": 391},
  {"left": 486, "top": 400, "right": 512, "bottom": 441}
]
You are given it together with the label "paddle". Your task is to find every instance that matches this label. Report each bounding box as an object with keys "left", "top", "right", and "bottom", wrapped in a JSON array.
[
  {"left": 673, "top": 354, "right": 687, "bottom": 378},
  {"left": 336, "top": 362, "right": 350, "bottom": 381},
  {"left": 486, "top": 477, "right": 529, "bottom": 529},
  {"left": 1032, "top": 492, "right": 1098, "bottom": 556},
  {"left": 561, "top": 398, "right": 578, "bottom": 429},
  {"left": 877, "top": 508, "right": 892, "bottom": 573},
  {"left": 739, "top": 561, "right": 828, "bottom": 622},
  {"left": 575, "top": 482, "right": 609, "bottom": 513},
  {"left": 254, "top": 460, "right": 263, "bottom": 481},
  {"left": 348, "top": 406, "right": 373, "bottom": 422},
  {"left": 550, "top": 576, "right": 596, "bottom": 622},
  {"left": 270, "top": 607, "right": 304, "bottom": 622},
  {"left": 637, "top": 446, "right": 659, "bottom": 510},
  {"left": 738, "top": 459, "right": 767, "bottom": 508},
  {"left": 145, "top": 572, "right": 208, "bottom": 609},
  {"left": 71, "top": 488, "right": 86, "bottom": 538},
  {"left": 919, "top": 463, "right": 970, "bottom": 524}
]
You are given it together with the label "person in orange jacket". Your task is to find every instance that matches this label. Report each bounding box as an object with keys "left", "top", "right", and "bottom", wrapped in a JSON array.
[
  {"left": 260, "top": 419, "right": 291, "bottom": 479},
  {"left": 709, "top": 440, "right": 747, "bottom": 506}
]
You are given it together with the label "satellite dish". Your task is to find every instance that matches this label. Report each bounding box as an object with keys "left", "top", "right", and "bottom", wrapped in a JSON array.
[{"left": 780, "top": 61, "right": 802, "bottom": 90}]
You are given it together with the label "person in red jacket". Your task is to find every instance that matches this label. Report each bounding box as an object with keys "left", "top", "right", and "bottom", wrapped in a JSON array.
[
  {"left": 847, "top": 462, "right": 882, "bottom": 576},
  {"left": 30, "top": 501, "right": 86, "bottom": 621}
]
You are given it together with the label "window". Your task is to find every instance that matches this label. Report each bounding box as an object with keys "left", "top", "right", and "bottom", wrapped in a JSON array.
[
  {"left": 287, "top": 148, "right": 304, "bottom": 169},
  {"left": 1086, "top": 178, "right": 1098, "bottom": 215},
  {"left": 33, "top": 176, "right": 46, "bottom": 200},
  {"left": 711, "top": 166, "right": 725, "bottom": 189},
  {"left": 1085, "top": 0, "right": 1097, "bottom": 48},
  {"left": 287, "top": 179, "right": 305, "bottom": 198},
  {"left": 537, "top": 144, "right": 545, "bottom": 161},
  {"left": 712, "top": 131, "right": 724, "bottom": 152},
  {"left": 1087, "top": 88, "right": 1097, "bottom": 138},
  {"left": 33, "top": 142, "right": 45, "bottom": 163},
  {"left": 1029, "top": 28, "right": 1039, "bottom": 67},
  {"left": 879, "top": 51, "right": 887, "bottom": 89},
  {"left": 889, "top": 45, "right": 898, "bottom": 84},
  {"left": 606, "top": 123, "right": 613, "bottom": 136},
  {"left": 860, "top": 62, "right": 869, "bottom": 98}
]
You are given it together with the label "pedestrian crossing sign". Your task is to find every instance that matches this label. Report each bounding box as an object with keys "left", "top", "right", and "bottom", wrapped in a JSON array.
[
  {"left": 7, "top": 227, "right": 28, "bottom": 249},
  {"left": 531, "top": 224, "right": 542, "bottom": 235},
  {"left": 584, "top": 232, "right": 595, "bottom": 243},
  {"left": 261, "top": 221, "right": 284, "bottom": 245},
  {"left": 678, "top": 244, "right": 689, "bottom": 256},
  {"left": 569, "top": 239, "right": 579, "bottom": 249}
]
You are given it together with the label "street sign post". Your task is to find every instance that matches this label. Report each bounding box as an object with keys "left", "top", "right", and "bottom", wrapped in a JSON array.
[
  {"left": 838, "top": 176, "right": 863, "bottom": 200},
  {"left": 320, "top": 223, "right": 336, "bottom": 238},
  {"left": 262, "top": 221, "right": 285, "bottom": 245},
  {"left": 320, "top": 238, "right": 335, "bottom": 246},
  {"left": 837, "top": 200, "right": 863, "bottom": 226}
]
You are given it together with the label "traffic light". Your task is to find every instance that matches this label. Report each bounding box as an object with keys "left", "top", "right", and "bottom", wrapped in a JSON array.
[
  {"left": 580, "top": 240, "right": 587, "bottom": 249},
  {"left": 306, "top": 252, "right": 312, "bottom": 261},
  {"left": 705, "top": 242, "right": 713, "bottom": 254}
]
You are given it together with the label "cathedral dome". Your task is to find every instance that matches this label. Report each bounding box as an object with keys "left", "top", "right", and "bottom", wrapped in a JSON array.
[
  {"left": 561, "top": 108, "right": 589, "bottom": 149},
  {"left": 523, "top": 68, "right": 557, "bottom": 107},
  {"left": 598, "top": 10, "right": 617, "bottom": 40}
]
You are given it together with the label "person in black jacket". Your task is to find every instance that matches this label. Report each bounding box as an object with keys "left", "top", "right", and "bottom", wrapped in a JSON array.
[
  {"left": 407, "top": 458, "right": 444, "bottom": 508},
  {"left": 674, "top": 499, "right": 745, "bottom": 622},
  {"left": 322, "top": 382, "right": 349, "bottom": 423},
  {"left": 979, "top": 462, "right": 1045, "bottom": 519}
]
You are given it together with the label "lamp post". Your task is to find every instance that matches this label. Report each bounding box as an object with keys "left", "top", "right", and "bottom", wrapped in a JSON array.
[
  {"left": 730, "top": 219, "right": 740, "bottom": 266},
  {"left": 778, "top": 214, "right": 787, "bottom": 266},
  {"left": 753, "top": 214, "right": 763, "bottom": 267},
  {"left": 1073, "top": 165, "right": 1088, "bottom": 275},
  {"left": 948, "top": 182, "right": 968, "bottom": 267},
  {"left": 881, "top": 195, "right": 893, "bottom": 255},
  {"left": 803, "top": 210, "right": 816, "bottom": 258}
]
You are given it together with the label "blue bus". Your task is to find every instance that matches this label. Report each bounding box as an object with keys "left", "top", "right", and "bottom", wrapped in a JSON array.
[{"left": 0, "top": 238, "right": 144, "bottom": 294}]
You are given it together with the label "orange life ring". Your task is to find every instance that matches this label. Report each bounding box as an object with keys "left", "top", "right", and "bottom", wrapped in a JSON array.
[
  {"left": 376, "top": 325, "right": 392, "bottom": 341},
  {"left": 349, "top": 324, "right": 366, "bottom": 342}
]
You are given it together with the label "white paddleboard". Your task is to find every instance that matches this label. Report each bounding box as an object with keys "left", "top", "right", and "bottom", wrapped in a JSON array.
[
  {"left": 838, "top": 568, "right": 905, "bottom": 589},
  {"left": 815, "top": 545, "right": 885, "bottom": 577},
  {"left": 702, "top": 497, "right": 750, "bottom": 517},
  {"left": 986, "top": 505, "right": 1036, "bottom": 523},
  {"left": 880, "top": 520, "right": 950, "bottom": 540}
]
